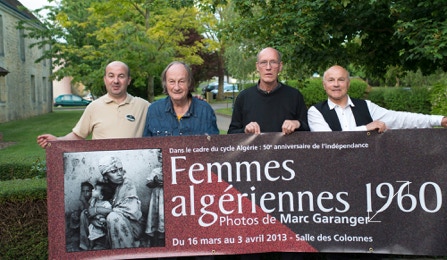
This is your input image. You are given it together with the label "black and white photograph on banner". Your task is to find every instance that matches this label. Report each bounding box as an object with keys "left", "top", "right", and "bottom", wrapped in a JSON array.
[{"left": 63, "top": 148, "right": 164, "bottom": 252}]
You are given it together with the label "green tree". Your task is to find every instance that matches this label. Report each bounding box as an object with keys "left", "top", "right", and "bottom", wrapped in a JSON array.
[
  {"left": 197, "top": 0, "right": 234, "bottom": 100},
  {"left": 20, "top": 0, "right": 104, "bottom": 88},
  {"left": 21, "top": 0, "right": 205, "bottom": 102},
  {"left": 224, "top": 43, "right": 257, "bottom": 88},
  {"left": 228, "top": 0, "right": 447, "bottom": 80},
  {"left": 87, "top": 0, "right": 205, "bottom": 101},
  {"left": 183, "top": 29, "right": 219, "bottom": 89},
  {"left": 393, "top": 0, "right": 447, "bottom": 74}
]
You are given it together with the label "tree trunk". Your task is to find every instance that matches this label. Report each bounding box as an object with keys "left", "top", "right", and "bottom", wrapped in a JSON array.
[
  {"left": 216, "top": 49, "right": 225, "bottom": 101},
  {"left": 147, "top": 75, "right": 155, "bottom": 102}
]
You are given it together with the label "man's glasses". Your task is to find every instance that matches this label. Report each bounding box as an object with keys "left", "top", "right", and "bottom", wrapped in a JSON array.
[{"left": 258, "top": 60, "right": 280, "bottom": 68}]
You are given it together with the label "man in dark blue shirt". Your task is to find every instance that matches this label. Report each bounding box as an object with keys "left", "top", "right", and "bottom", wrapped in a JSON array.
[{"left": 143, "top": 61, "right": 219, "bottom": 137}]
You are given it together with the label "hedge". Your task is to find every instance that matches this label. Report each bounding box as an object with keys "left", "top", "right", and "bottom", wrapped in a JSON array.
[
  {"left": 287, "top": 77, "right": 369, "bottom": 108},
  {"left": 368, "top": 87, "right": 432, "bottom": 114},
  {"left": 0, "top": 178, "right": 47, "bottom": 260}
]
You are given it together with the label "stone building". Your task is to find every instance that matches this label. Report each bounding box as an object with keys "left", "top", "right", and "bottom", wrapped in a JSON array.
[{"left": 0, "top": 0, "right": 52, "bottom": 123}]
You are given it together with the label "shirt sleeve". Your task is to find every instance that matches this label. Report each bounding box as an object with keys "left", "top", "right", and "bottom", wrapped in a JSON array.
[
  {"left": 295, "top": 93, "right": 310, "bottom": 131},
  {"left": 207, "top": 109, "right": 220, "bottom": 135},
  {"left": 72, "top": 105, "right": 94, "bottom": 138},
  {"left": 227, "top": 95, "right": 245, "bottom": 134},
  {"left": 367, "top": 100, "right": 443, "bottom": 129},
  {"left": 143, "top": 106, "right": 153, "bottom": 137}
]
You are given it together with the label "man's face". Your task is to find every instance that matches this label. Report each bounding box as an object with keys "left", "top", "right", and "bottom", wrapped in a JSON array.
[
  {"left": 103, "top": 62, "right": 131, "bottom": 99},
  {"left": 81, "top": 185, "right": 92, "bottom": 201},
  {"left": 323, "top": 66, "right": 350, "bottom": 104},
  {"left": 256, "top": 48, "right": 283, "bottom": 85},
  {"left": 165, "top": 63, "right": 189, "bottom": 102}
]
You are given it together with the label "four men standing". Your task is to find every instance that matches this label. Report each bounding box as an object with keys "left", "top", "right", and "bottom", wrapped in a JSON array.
[{"left": 37, "top": 49, "right": 447, "bottom": 257}]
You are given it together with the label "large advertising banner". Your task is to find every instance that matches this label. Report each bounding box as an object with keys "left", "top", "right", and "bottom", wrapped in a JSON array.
[{"left": 47, "top": 129, "right": 447, "bottom": 259}]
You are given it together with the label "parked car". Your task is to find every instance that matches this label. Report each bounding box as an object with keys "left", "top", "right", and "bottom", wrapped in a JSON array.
[
  {"left": 201, "top": 82, "right": 219, "bottom": 97},
  {"left": 211, "top": 83, "right": 239, "bottom": 99},
  {"left": 54, "top": 94, "right": 92, "bottom": 107}
]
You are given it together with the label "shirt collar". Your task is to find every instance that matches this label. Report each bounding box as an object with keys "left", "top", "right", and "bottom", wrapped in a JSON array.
[
  {"left": 256, "top": 81, "right": 282, "bottom": 94},
  {"left": 165, "top": 96, "right": 195, "bottom": 117},
  {"left": 327, "top": 96, "right": 354, "bottom": 110},
  {"left": 103, "top": 93, "right": 132, "bottom": 104}
]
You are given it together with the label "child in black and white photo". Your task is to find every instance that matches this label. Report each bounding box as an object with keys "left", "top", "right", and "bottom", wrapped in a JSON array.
[{"left": 86, "top": 182, "right": 113, "bottom": 250}]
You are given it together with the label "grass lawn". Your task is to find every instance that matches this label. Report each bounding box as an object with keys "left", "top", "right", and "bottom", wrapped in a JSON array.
[
  {"left": 0, "top": 94, "right": 171, "bottom": 166},
  {"left": 0, "top": 93, "right": 232, "bottom": 167},
  {"left": 215, "top": 107, "right": 232, "bottom": 116},
  {"left": 0, "top": 109, "right": 85, "bottom": 165},
  {"left": 0, "top": 96, "right": 229, "bottom": 166}
]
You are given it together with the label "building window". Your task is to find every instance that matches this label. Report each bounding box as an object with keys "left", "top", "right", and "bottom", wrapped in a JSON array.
[
  {"left": 42, "top": 77, "right": 47, "bottom": 102},
  {"left": 31, "top": 75, "right": 36, "bottom": 103},
  {"left": 0, "top": 77, "right": 6, "bottom": 103},
  {"left": 42, "top": 45, "right": 46, "bottom": 66},
  {"left": 0, "top": 14, "right": 4, "bottom": 56},
  {"left": 19, "top": 29, "right": 25, "bottom": 61}
]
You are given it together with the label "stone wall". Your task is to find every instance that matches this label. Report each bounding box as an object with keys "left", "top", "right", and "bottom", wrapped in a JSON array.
[{"left": 0, "top": 2, "right": 52, "bottom": 123}]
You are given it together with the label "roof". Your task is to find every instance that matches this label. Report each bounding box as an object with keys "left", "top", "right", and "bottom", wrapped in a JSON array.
[{"left": 0, "top": 0, "right": 39, "bottom": 20}]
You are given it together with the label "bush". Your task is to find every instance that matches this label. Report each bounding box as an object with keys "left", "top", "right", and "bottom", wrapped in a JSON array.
[
  {"left": 238, "top": 82, "right": 255, "bottom": 91},
  {"left": 297, "top": 77, "right": 369, "bottom": 108},
  {"left": 405, "top": 88, "right": 431, "bottom": 114},
  {"left": 368, "top": 87, "right": 431, "bottom": 114},
  {"left": 30, "top": 158, "right": 47, "bottom": 179},
  {"left": 298, "top": 78, "right": 326, "bottom": 108},
  {"left": 234, "top": 77, "right": 368, "bottom": 108},
  {"left": 0, "top": 164, "right": 33, "bottom": 181},
  {"left": 367, "top": 88, "right": 386, "bottom": 107},
  {"left": 430, "top": 83, "right": 447, "bottom": 115},
  {"left": 0, "top": 159, "right": 46, "bottom": 181},
  {"left": 0, "top": 179, "right": 47, "bottom": 260},
  {"left": 349, "top": 78, "right": 369, "bottom": 99}
]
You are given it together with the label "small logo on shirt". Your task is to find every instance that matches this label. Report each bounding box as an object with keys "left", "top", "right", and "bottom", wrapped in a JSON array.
[{"left": 126, "top": 115, "right": 135, "bottom": 122}]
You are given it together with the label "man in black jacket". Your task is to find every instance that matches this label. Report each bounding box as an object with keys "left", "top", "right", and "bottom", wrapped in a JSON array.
[{"left": 308, "top": 65, "right": 447, "bottom": 132}]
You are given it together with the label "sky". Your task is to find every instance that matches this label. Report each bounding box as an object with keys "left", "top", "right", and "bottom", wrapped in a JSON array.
[
  {"left": 19, "top": 0, "right": 55, "bottom": 16},
  {"left": 19, "top": 0, "right": 52, "bottom": 10}
]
